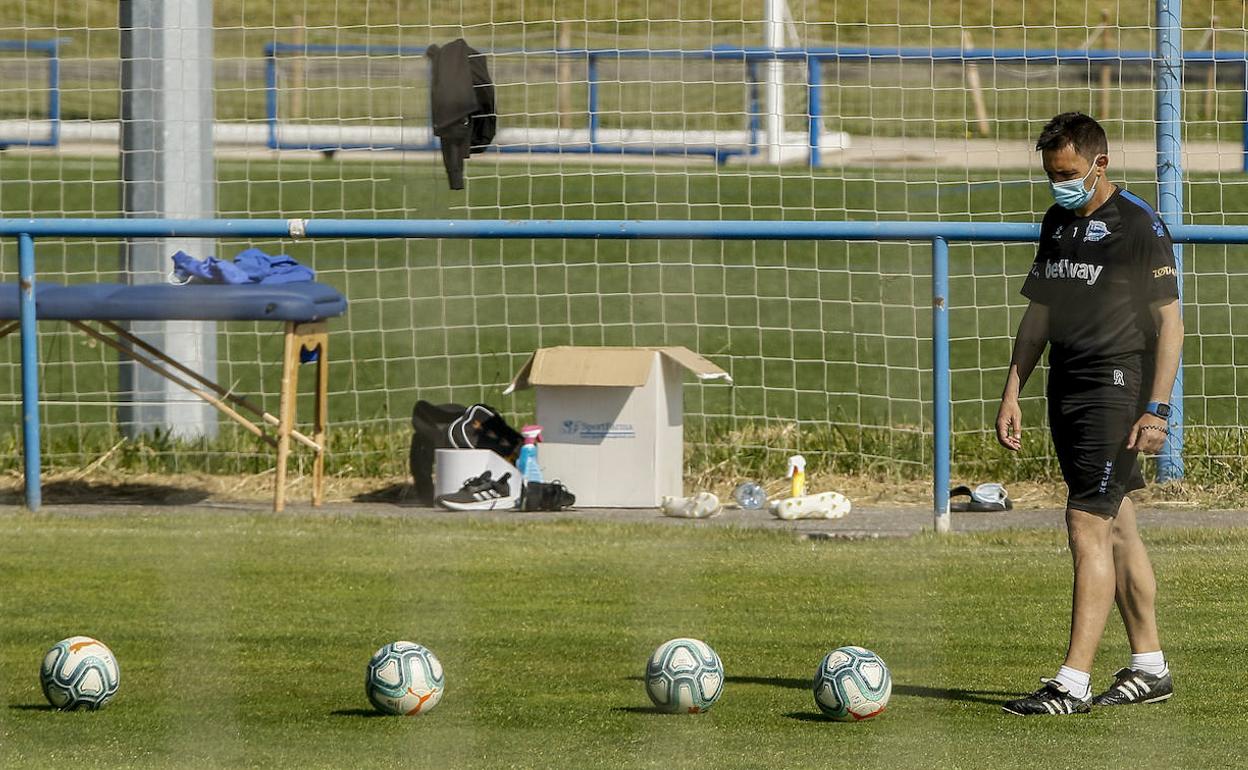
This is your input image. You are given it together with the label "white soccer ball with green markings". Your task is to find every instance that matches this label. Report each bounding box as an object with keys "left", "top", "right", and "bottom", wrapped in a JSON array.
[
  {"left": 645, "top": 637, "right": 724, "bottom": 713},
  {"left": 365, "top": 641, "right": 445, "bottom": 716},
  {"left": 813, "top": 645, "right": 891, "bottom": 721}
]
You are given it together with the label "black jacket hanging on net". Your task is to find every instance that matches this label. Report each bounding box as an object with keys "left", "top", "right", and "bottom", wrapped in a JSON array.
[{"left": 426, "top": 39, "right": 496, "bottom": 190}]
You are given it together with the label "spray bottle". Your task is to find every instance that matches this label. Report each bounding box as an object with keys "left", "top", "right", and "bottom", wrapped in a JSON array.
[
  {"left": 786, "top": 454, "right": 806, "bottom": 498},
  {"left": 517, "top": 424, "right": 544, "bottom": 484}
]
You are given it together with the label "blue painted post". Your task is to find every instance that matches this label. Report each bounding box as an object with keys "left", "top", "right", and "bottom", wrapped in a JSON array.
[
  {"left": 47, "top": 41, "right": 60, "bottom": 146},
  {"left": 587, "top": 54, "right": 599, "bottom": 153},
  {"left": 1156, "top": 0, "right": 1185, "bottom": 480},
  {"left": 18, "top": 233, "right": 41, "bottom": 511},
  {"left": 932, "top": 236, "right": 951, "bottom": 533},
  {"left": 264, "top": 43, "right": 280, "bottom": 150},
  {"left": 808, "top": 55, "right": 822, "bottom": 167},
  {"left": 747, "top": 62, "right": 761, "bottom": 156},
  {"left": 1242, "top": 69, "right": 1248, "bottom": 173}
]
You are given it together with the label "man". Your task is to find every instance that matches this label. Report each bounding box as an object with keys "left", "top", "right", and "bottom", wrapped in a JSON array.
[{"left": 996, "top": 112, "right": 1183, "bottom": 716}]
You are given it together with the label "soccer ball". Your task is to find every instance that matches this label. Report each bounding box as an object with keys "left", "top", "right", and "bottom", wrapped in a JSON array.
[
  {"left": 645, "top": 638, "right": 724, "bottom": 713},
  {"left": 365, "top": 641, "right": 445, "bottom": 716},
  {"left": 40, "top": 636, "right": 120, "bottom": 710},
  {"left": 813, "top": 646, "right": 891, "bottom": 721}
]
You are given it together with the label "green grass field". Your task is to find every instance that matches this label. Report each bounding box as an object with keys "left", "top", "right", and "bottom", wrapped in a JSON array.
[{"left": 1, "top": 512, "right": 1246, "bottom": 768}]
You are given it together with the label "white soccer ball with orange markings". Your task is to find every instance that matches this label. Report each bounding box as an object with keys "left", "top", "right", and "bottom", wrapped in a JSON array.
[
  {"left": 40, "top": 636, "right": 120, "bottom": 710},
  {"left": 365, "top": 641, "right": 445, "bottom": 716}
]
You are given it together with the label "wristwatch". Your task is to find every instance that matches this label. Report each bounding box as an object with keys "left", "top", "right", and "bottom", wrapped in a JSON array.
[{"left": 1145, "top": 401, "right": 1172, "bottom": 419}]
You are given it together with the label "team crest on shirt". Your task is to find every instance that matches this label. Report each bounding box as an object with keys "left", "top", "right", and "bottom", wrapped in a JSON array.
[
  {"left": 1051, "top": 225, "right": 1064, "bottom": 241},
  {"left": 1083, "top": 220, "right": 1110, "bottom": 242},
  {"left": 1153, "top": 221, "right": 1165, "bottom": 237},
  {"left": 1113, "top": 369, "right": 1125, "bottom": 387}
]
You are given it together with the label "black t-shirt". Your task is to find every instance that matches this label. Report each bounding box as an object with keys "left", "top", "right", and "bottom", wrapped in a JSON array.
[{"left": 1021, "top": 187, "right": 1180, "bottom": 401}]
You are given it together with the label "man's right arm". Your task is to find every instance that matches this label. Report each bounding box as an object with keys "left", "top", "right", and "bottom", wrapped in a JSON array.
[{"left": 996, "top": 301, "right": 1050, "bottom": 451}]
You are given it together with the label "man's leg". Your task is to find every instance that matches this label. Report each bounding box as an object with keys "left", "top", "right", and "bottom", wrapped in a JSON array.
[
  {"left": 1001, "top": 504, "right": 1114, "bottom": 715},
  {"left": 1110, "top": 495, "right": 1160, "bottom": 653},
  {"left": 1064, "top": 506, "right": 1117, "bottom": 672},
  {"left": 1092, "top": 494, "right": 1174, "bottom": 705}
]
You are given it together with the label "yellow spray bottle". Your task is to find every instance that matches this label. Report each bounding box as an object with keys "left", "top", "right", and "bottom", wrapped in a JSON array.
[{"left": 787, "top": 454, "right": 806, "bottom": 498}]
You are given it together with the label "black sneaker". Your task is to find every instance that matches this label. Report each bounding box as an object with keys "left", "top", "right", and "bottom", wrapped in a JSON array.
[
  {"left": 517, "top": 480, "right": 576, "bottom": 512},
  {"left": 1091, "top": 667, "right": 1174, "bottom": 707},
  {"left": 436, "top": 471, "right": 517, "bottom": 511},
  {"left": 1001, "top": 679, "right": 1092, "bottom": 716}
]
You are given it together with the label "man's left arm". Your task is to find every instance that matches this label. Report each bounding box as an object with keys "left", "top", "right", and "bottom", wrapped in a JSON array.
[{"left": 1127, "top": 298, "right": 1183, "bottom": 453}]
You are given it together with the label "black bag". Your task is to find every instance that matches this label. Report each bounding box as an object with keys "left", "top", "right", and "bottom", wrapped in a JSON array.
[
  {"left": 517, "top": 480, "right": 577, "bottom": 512},
  {"left": 409, "top": 401, "right": 522, "bottom": 504}
]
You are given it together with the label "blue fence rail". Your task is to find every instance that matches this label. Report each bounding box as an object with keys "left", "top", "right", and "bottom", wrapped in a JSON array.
[
  {"left": 5, "top": 217, "right": 1242, "bottom": 526},
  {"left": 262, "top": 42, "right": 1248, "bottom": 168},
  {"left": 0, "top": 39, "right": 61, "bottom": 149}
]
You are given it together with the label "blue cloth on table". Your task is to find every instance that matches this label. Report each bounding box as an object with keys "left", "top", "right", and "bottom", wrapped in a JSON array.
[
  {"left": 171, "top": 248, "right": 315, "bottom": 285},
  {"left": 0, "top": 282, "right": 347, "bottom": 323}
]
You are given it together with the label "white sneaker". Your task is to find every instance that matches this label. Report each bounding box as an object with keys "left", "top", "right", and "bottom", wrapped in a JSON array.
[
  {"left": 660, "top": 492, "right": 722, "bottom": 519},
  {"left": 769, "top": 491, "right": 851, "bottom": 520}
]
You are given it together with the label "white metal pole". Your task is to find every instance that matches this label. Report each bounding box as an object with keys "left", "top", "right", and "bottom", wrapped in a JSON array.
[
  {"left": 120, "top": 0, "right": 218, "bottom": 440},
  {"left": 764, "top": 0, "right": 786, "bottom": 164}
]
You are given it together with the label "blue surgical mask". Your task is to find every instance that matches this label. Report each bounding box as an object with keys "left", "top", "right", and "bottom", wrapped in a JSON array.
[{"left": 1049, "top": 156, "right": 1104, "bottom": 210}]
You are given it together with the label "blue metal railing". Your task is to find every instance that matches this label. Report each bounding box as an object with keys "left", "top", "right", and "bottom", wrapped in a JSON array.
[
  {"left": 261, "top": 42, "right": 750, "bottom": 161},
  {"left": 0, "top": 39, "right": 61, "bottom": 149},
  {"left": 262, "top": 41, "right": 1248, "bottom": 168},
  {"left": 5, "top": 218, "right": 1245, "bottom": 525}
]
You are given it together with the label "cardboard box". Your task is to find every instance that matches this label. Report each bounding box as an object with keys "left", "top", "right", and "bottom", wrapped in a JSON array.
[{"left": 504, "top": 346, "right": 731, "bottom": 507}]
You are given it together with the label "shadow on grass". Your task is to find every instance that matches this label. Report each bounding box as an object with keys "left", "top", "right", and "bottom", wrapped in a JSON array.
[
  {"left": 352, "top": 483, "right": 426, "bottom": 506},
  {"left": 727, "top": 675, "right": 808, "bottom": 690},
  {"left": 892, "top": 684, "right": 1016, "bottom": 706},
  {"left": 330, "top": 708, "right": 391, "bottom": 718},
  {"left": 785, "top": 711, "right": 834, "bottom": 723},
  {"left": 8, "top": 704, "right": 57, "bottom": 712},
  {"left": 612, "top": 705, "right": 671, "bottom": 715},
  {"left": 633, "top": 675, "right": 1015, "bottom": 707},
  {"left": 0, "top": 480, "right": 210, "bottom": 506}
]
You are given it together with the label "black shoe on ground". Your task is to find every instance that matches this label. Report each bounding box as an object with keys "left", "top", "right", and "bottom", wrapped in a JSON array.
[
  {"left": 436, "top": 471, "right": 517, "bottom": 511},
  {"left": 1091, "top": 667, "right": 1174, "bottom": 707},
  {"left": 518, "top": 480, "right": 576, "bottom": 511},
  {"left": 1001, "top": 679, "right": 1092, "bottom": 716}
]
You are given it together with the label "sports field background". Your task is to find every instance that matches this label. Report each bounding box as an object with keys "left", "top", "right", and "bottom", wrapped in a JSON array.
[
  {"left": 3, "top": 4, "right": 1248, "bottom": 767},
  {"left": 3, "top": 154, "right": 1248, "bottom": 491}
]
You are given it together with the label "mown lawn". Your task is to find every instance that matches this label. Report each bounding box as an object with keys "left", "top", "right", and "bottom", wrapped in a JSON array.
[{"left": 1, "top": 512, "right": 1245, "bottom": 768}]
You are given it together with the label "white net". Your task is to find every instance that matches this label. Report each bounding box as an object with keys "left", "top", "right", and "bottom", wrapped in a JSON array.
[{"left": 1, "top": 1, "right": 1246, "bottom": 491}]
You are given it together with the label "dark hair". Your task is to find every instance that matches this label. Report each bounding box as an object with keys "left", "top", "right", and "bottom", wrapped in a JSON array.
[{"left": 1035, "top": 112, "right": 1108, "bottom": 160}]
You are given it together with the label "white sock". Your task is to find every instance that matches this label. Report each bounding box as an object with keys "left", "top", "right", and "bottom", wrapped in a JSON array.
[
  {"left": 1130, "top": 651, "right": 1168, "bottom": 677},
  {"left": 1054, "top": 665, "right": 1091, "bottom": 700}
]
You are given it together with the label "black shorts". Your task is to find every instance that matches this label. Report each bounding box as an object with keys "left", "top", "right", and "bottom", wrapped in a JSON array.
[{"left": 1048, "top": 398, "right": 1146, "bottom": 516}]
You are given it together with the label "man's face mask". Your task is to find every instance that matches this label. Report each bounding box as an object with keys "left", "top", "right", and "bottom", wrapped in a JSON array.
[{"left": 1049, "top": 155, "right": 1105, "bottom": 210}]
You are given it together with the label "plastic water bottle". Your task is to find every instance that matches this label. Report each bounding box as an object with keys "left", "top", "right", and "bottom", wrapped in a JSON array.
[
  {"left": 517, "top": 424, "right": 544, "bottom": 484},
  {"left": 733, "top": 482, "right": 767, "bottom": 510},
  {"left": 787, "top": 455, "right": 807, "bottom": 498}
]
